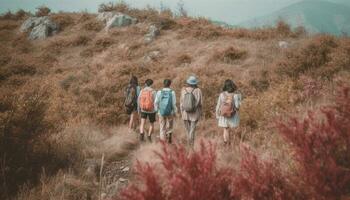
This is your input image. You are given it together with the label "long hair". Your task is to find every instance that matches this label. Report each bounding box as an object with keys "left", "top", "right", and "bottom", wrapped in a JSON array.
[
  {"left": 129, "top": 76, "right": 138, "bottom": 86},
  {"left": 222, "top": 79, "right": 237, "bottom": 93}
]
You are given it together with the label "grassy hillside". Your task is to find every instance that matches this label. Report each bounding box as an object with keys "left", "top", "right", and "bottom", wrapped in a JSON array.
[
  {"left": 240, "top": 0, "right": 350, "bottom": 35},
  {"left": 0, "top": 3, "right": 349, "bottom": 200}
]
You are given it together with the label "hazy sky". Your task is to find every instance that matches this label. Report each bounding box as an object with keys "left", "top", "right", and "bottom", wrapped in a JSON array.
[{"left": 0, "top": 0, "right": 301, "bottom": 24}]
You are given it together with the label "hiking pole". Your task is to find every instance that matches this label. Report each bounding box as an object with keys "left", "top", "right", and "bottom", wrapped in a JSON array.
[{"left": 99, "top": 153, "right": 105, "bottom": 200}]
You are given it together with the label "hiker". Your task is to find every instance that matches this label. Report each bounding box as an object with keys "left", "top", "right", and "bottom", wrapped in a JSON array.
[
  {"left": 180, "top": 76, "right": 203, "bottom": 146},
  {"left": 154, "top": 79, "right": 177, "bottom": 143},
  {"left": 138, "top": 79, "right": 157, "bottom": 142},
  {"left": 215, "top": 79, "right": 241, "bottom": 145},
  {"left": 124, "top": 76, "right": 141, "bottom": 132}
]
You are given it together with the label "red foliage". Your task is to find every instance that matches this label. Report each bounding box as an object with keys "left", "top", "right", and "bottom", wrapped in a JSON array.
[
  {"left": 277, "top": 87, "right": 350, "bottom": 199},
  {"left": 120, "top": 87, "right": 350, "bottom": 200},
  {"left": 120, "top": 142, "right": 232, "bottom": 200},
  {"left": 231, "top": 146, "right": 301, "bottom": 200}
]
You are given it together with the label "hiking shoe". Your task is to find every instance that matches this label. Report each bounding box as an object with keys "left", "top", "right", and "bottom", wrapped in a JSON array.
[
  {"left": 139, "top": 133, "right": 145, "bottom": 142},
  {"left": 167, "top": 133, "right": 172, "bottom": 144},
  {"left": 147, "top": 135, "right": 152, "bottom": 143}
]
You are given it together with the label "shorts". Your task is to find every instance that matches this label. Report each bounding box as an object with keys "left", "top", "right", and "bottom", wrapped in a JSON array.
[
  {"left": 126, "top": 105, "right": 137, "bottom": 115},
  {"left": 140, "top": 112, "right": 156, "bottom": 123}
]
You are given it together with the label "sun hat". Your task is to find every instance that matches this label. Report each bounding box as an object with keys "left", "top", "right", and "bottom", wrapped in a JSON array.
[{"left": 186, "top": 76, "right": 198, "bottom": 85}]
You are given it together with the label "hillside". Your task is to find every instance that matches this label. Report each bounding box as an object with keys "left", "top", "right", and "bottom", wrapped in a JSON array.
[
  {"left": 328, "top": 0, "right": 350, "bottom": 7},
  {"left": 0, "top": 3, "right": 350, "bottom": 200},
  {"left": 239, "top": 0, "right": 350, "bottom": 35}
]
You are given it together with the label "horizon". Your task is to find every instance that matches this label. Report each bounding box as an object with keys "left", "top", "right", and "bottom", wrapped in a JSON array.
[{"left": 0, "top": 0, "right": 303, "bottom": 25}]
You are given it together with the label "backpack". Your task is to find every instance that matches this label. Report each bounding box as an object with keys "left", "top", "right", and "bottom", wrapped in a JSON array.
[
  {"left": 220, "top": 93, "right": 236, "bottom": 118},
  {"left": 140, "top": 88, "right": 154, "bottom": 112},
  {"left": 159, "top": 90, "right": 173, "bottom": 116},
  {"left": 183, "top": 88, "right": 197, "bottom": 113},
  {"left": 124, "top": 85, "right": 137, "bottom": 108}
]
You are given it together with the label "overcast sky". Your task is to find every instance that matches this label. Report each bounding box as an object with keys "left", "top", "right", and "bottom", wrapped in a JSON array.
[{"left": 0, "top": 0, "right": 301, "bottom": 24}]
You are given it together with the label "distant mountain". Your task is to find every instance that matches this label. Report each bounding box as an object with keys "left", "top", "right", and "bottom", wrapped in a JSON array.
[
  {"left": 238, "top": 0, "right": 350, "bottom": 35},
  {"left": 328, "top": 0, "right": 350, "bottom": 7}
]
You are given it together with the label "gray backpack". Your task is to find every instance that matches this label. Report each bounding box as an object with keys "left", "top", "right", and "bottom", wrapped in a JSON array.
[{"left": 183, "top": 88, "right": 196, "bottom": 112}]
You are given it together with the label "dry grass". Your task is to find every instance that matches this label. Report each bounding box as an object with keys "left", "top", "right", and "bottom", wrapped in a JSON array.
[{"left": 1, "top": 5, "right": 349, "bottom": 200}]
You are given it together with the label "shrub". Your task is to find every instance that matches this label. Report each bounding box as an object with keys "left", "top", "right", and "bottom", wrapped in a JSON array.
[
  {"left": 0, "top": 62, "right": 36, "bottom": 81},
  {"left": 98, "top": 1, "right": 130, "bottom": 13},
  {"left": 211, "top": 47, "right": 248, "bottom": 64},
  {"left": 50, "top": 14, "right": 74, "bottom": 30},
  {"left": 59, "top": 74, "right": 77, "bottom": 90},
  {"left": 277, "top": 87, "right": 350, "bottom": 199},
  {"left": 175, "top": 54, "right": 192, "bottom": 67},
  {"left": 0, "top": 88, "right": 52, "bottom": 197},
  {"left": 35, "top": 5, "right": 51, "bottom": 17},
  {"left": 275, "top": 20, "right": 292, "bottom": 37},
  {"left": 95, "top": 37, "right": 115, "bottom": 49},
  {"left": 1, "top": 11, "right": 15, "bottom": 20},
  {"left": 15, "top": 9, "right": 28, "bottom": 19},
  {"left": 120, "top": 142, "right": 232, "bottom": 200},
  {"left": 231, "top": 146, "right": 302, "bottom": 200},
  {"left": 82, "top": 19, "right": 104, "bottom": 32},
  {"left": 250, "top": 70, "right": 270, "bottom": 92},
  {"left": 277, "top": 35, "right": 338, "bottom": 78}
]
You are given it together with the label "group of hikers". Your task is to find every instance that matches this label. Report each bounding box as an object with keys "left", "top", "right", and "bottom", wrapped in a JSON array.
[{"left": 124, "top": 75, "right": 242, "bottom": 146}]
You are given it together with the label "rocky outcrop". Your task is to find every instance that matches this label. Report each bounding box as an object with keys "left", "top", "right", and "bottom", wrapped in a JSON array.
[
  {"left": 144, "top": 25, "right": 160, "bottom": 43},
  {"left": 20, "top": 16, "right": 59, "bottom": 40},
  {"left": 144, "top": 50, "right": 161, "bottom": 62},
  {"left": 278, "top": 41, "right": 289, "bottom": 49},
  {"left": 97, "top": 12, "right": 137, "bottom": 30}
]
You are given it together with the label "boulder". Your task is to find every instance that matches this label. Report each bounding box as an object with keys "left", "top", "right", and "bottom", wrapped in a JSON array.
[
  {"left": 97, "top": 12, "right": 137, "bottom": 30},
  {"left": 20, "top": 16, "right": 59, "bottom": 40},
  {"left": 97, "top": 12, "right": 116, "bottom": 23},
  {"left": 105, "top": 14, "right": 137, "bottom": 30},
  {"left": 144, "top": 25, "right": 160, "bottom": 43},
  {"left": 144, "top": 50, "right": 160, "bottom": 62},
  {"left": 278, "top": 41, "right": 289, "bottom": 49}
]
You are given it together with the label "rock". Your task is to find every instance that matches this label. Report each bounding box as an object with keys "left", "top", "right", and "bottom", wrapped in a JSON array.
[
  {"left": 20, "top": 16, "right": 59, "bottom": 40},
  {"left": 97, "top": 12, "right": 137, "bottom": 30},
  {"left": 106, "top": 14, "right": 137, "bottom": 30},
  {"left": 97, "top": 12, "right": 116, "bottom": 23},
  {"left": 122, "top": 167, "right": 130, "bottom": 172},
  {"left": 144, "top": 25, "right": 160, "bottom": 43},
  {"left": 29, "top": 23, "right": 49, "bottom": 40},
  {"left": 118, "top": 177, "right": 127, "bottom": 183},
  {"left": 278, "top": 41, "right": 289, "bottom": 49},
  {"left": 144, "top": 50, "right": 160, "bottom": 62}
]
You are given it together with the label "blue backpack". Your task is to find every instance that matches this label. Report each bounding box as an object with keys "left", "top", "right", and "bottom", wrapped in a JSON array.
[{"left": 159, "top": 90, "right": 173, "bottom": 116}]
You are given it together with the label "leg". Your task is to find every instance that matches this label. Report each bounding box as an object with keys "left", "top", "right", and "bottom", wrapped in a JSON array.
[
  {"left": 166, "top": 116, "right": 174, "bottom": 143},
  {"left": 148, "top": 123, "right": 154, "bottom": 136},
  {"left": 189, "top": 121, "right": 197, "bottom": 146},
  {"left": 133, "top": 111, "right": 140, "bottom": 130},
  {"left": 148, "top": 113, "right": 156, "bottom": 137},
  {"left": 159, "top": 116, "right": 167, "bottom": 141},
  {"left": 139, "top": 119, "right": 145, "bottom": 141},
  {"left": 223, "top": 127, "right": 230, "bottom": 144},
  {"left": 140, "top": 118, "right": 146, "bottom": 135},
  {"left": 128, "top": 112, "right": 134, "bottom": 130},
  {"left": 183, "top": 120, "right": 191, "bottom": 143}
]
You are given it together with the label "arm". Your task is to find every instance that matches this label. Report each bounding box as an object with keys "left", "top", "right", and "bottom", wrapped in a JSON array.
[
  {"left": 234, "top": 93, "right": 241, "bottom": 109},
  {"left": 154, "top": 91, "right": 160, "bottom": 112},
  {"left": 137, "top": 89, "right": 142, "bottom": 113},
  {"left": 172, "top": 91, "right": 178, "bottom": 114},
  {"left": 180, "top": 88, "right": 184, "bottom": 113},
  {"left": 215, "top": 94, "right": 222, "bottom": 119},
  {"left": 196, "top": 88, "right": 203, "bottom": 108}
]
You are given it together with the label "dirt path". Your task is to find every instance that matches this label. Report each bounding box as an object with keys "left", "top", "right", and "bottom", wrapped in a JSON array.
[{"left": 97, "top": 128, "right": 140, "bottom": 200}]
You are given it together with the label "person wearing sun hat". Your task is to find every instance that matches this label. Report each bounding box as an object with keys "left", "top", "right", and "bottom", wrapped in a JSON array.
[{"left": 180, "top": 75, "right": 203, "bottom": 146}]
